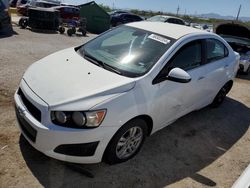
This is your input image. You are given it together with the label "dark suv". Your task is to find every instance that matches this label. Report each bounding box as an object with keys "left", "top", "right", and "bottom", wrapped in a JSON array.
[
  {"left": 147, "top": 15, "right": 185, "bottom": 25},
  {"left": 0, "top": 1, "right": 11, "bottom": 32},
  {"left": 111, "top": 13, "right": 143, "bottom": 27}
]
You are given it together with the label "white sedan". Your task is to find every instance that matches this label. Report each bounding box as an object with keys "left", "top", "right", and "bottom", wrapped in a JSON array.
[{"left": 14, "top": 22, "right": 239, "bottom": 164}]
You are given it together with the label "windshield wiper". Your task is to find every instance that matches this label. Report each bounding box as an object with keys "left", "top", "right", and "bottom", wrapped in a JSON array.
[{"left": 83, "top": 51, "right": 123, "bottom": 75}]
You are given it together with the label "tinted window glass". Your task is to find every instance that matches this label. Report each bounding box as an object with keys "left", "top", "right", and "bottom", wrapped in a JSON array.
[
  {"left": 206, "top": 39, "right": 228, "bottom": 63},
  {"left": 176, "top": 19, "right": 185, "bottom": 25},
  {"left": 168, "top": 40, "right": 202, "bottom": 71},
  {"left": 167, "top": 18, "right": 176, "bottom": 24}
]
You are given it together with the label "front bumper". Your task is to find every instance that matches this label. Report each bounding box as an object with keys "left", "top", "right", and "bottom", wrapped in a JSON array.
[
  {"left": 14, "top": 83, "right": 119, "bottom": 164},
  {"left": 239, "top": 60, "right": 250, "bottom": 73}
]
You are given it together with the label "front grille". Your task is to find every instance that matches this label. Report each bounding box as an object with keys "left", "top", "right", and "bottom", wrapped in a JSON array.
[
  {"left": 16, "top": 106, "right": 37, "bottom": 142},
  {"left": 18, "top": 88, "right": 41, "bottom": 122}
]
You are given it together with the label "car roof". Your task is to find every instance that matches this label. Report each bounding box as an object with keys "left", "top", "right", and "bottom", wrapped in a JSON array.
[
  {"left": 53, "top": 5, "right": 79, "bottom": 9},
  {"left": 154, "top": 15, "right": 184, "bottom": 20},
  {"left": 126, "top": 21, "right": 208, "bottom": 39},
  {"left": 119, "top": 13, "right": 139, "bottom": 16}
]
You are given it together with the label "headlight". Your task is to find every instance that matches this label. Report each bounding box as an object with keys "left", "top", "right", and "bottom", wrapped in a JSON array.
[
  {"left": 72, "top": 112, "right": 86, "bottom": 127},
  {"left": 54, "top": 111, "right": 68, "bottom": 124},
  {"left": 51, "top": 109, "right": 106, "bottom": 129}
]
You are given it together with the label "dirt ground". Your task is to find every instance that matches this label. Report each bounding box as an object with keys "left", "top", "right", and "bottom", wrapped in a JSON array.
[{"left": 0, "top": 25, "right": 249, "bottom": 188}]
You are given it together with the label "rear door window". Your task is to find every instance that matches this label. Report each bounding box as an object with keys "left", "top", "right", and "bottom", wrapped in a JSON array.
[{"left": 206, "top": 39, "right": 228, "bottom": 63}]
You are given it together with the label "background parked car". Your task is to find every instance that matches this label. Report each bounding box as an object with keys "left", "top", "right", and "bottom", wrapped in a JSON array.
[
  {"left": 111, "top": 13, "right": 143, "bottom": 27},
  {"left": 147, "top": 15, "right": 185, "bottom": 25},
  {"left": 215, "top": 22, "right": 250, "bottom": 74},
  {"left": 17, "top": 0, "right": 59, "bottom": 16},
  {"left": 109, "top": 10, "right": 129, "bottom": 16}
]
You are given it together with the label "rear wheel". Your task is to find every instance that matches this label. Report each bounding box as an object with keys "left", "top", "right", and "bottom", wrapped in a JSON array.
[
  {"left": 19, "top": 18, "right": 28, "bottom": 29},
  {"left": 211, "top": 82, "right": 232, "bottom": 107},
  {"left": 246, "top": 65, "right": 250, "bottom": 75},
  {"left": 104, "top": 119, "right": 148, "bottom": 164}
]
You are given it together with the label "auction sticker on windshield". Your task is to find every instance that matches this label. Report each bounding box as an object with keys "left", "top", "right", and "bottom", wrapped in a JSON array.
[{"left": 148, "top": 34, "right": 171, "bottom": 44}]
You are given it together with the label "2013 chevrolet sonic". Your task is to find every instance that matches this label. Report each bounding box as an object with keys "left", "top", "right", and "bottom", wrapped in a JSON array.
[{"left": 14, "top": 22, "right": 239, "bottom": 164}]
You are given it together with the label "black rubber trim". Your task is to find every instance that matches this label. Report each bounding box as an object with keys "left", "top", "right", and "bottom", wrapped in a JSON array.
[
  {"left": 15, "top": 106, "right": 37, "bottom": 142},
  {"left": 18, "top": 88, "right": 41, "bottom": 122},
  {"left": 54, "top": 141, "right": 99, "bottom": 157}
]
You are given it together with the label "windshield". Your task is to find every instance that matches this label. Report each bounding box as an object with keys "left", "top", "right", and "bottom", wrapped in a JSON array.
[
  {"left": 78, "top": 26, "right": 174, "bottom": 77},
  {"left": 147, "top": 15, "right": 167, "bottom": 22}
]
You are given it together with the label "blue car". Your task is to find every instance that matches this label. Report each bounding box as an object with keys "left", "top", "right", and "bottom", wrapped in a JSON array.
[{"left": 111, "top": 13, "right": 143, "bottom": 27}]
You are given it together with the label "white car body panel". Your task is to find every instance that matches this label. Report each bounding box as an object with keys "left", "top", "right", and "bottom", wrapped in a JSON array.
[
  {"left": 14, "top": 22, "right": 239, "bottom": 163},
  {"left": 23, "top": 48, "right": 135, "bottom": 108}
]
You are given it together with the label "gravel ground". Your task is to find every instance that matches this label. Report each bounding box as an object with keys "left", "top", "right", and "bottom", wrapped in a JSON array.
[{"left": 0, "top": 25, "right": 249, "bottom": 188}]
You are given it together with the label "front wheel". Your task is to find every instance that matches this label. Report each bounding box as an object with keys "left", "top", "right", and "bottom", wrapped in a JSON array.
[{"left": 104, "top": 119, "right": 148, "bottom": 164}]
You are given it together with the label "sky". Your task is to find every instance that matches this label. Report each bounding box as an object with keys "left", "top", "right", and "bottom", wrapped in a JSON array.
[{"left": 64, "top": 0, "right": 250, "bottom": 17}]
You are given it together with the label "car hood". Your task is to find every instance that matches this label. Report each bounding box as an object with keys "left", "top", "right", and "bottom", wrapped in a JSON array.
[
  {"left": 215, "top": 22, "right": 250, "bottom": 39},
  {"left": 23, "top": 47, "right": 136, "bottom": 109}
]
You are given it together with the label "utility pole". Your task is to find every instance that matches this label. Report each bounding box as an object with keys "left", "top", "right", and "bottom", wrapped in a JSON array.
[
  {"left": 236, "top": 4, "right": 241, "bottom": 21},
  {"left": 176, "top": 5, "right": 180, "bottom": 16}
]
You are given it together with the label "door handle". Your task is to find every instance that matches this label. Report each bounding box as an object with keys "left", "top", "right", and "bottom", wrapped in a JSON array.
[
  {"left": 224, "top": 64, "right": 229, "bottom": 68},
  {"left": 198, "top": 76, "right": 205, "bottom": 80}
]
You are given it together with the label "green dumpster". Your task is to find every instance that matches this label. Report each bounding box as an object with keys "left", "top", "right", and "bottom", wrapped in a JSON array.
[{"left": 79, "top": 1, "right": 110, "bottom": 34}]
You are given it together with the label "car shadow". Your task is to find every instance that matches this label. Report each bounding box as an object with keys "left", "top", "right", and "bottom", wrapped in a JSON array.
[
  {"left": 19, "top": 97, "right": 250, "bottom": 188},
  {"left": 0, "top": 26, "right": 18, "bottom": 38},
  {"left": 237, "top": 72, "right": 250, "bottom": 81},
  {"left": 27, "top": 28, "right": 59, "bottom": 34}
]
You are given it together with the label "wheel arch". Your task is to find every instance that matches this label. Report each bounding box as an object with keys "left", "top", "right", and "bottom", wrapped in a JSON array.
[
  {"left": 130, "top": 115, "right": 153, "bottom": 136},
  {"left": 102, "top": 114, "right": 154, "bottom": 162},
  {"left": 225, "top": 80, "right": 233, "bottom": 93}
]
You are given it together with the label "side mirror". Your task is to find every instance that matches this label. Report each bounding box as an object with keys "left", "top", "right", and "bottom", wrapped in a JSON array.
[{"left": 167, "top": 68, "right": 191, "bottom": 83}]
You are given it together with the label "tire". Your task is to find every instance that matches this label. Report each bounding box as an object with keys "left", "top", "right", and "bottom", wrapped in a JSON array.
[
  {"left": 104, "top": 119, "right": 148, "bottom": 164},
  {"left": 82, "top": 29, "right": 87, "bottom": 36},
  {"left": 71, "top": 27, "right": 76, "bottom": 34},
  {"left": 19, "top": 18, "right": 28, "bottom": 29},
  {"left": 58, "top": 26, "right": 65, "bottom": 34},
  {"left": 245, "top": 65, "right": 250, "bottom": 75},
  {"left": 211, "top": 86, "right": 228, "bottom": 108},
  {"left": 67, "top": 28, "right": 73, "bottom": 36}
]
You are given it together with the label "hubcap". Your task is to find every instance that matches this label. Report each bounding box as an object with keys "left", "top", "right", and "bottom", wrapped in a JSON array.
[{"left": 116, "top": 126, "right": 143, "bottom": 159}]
